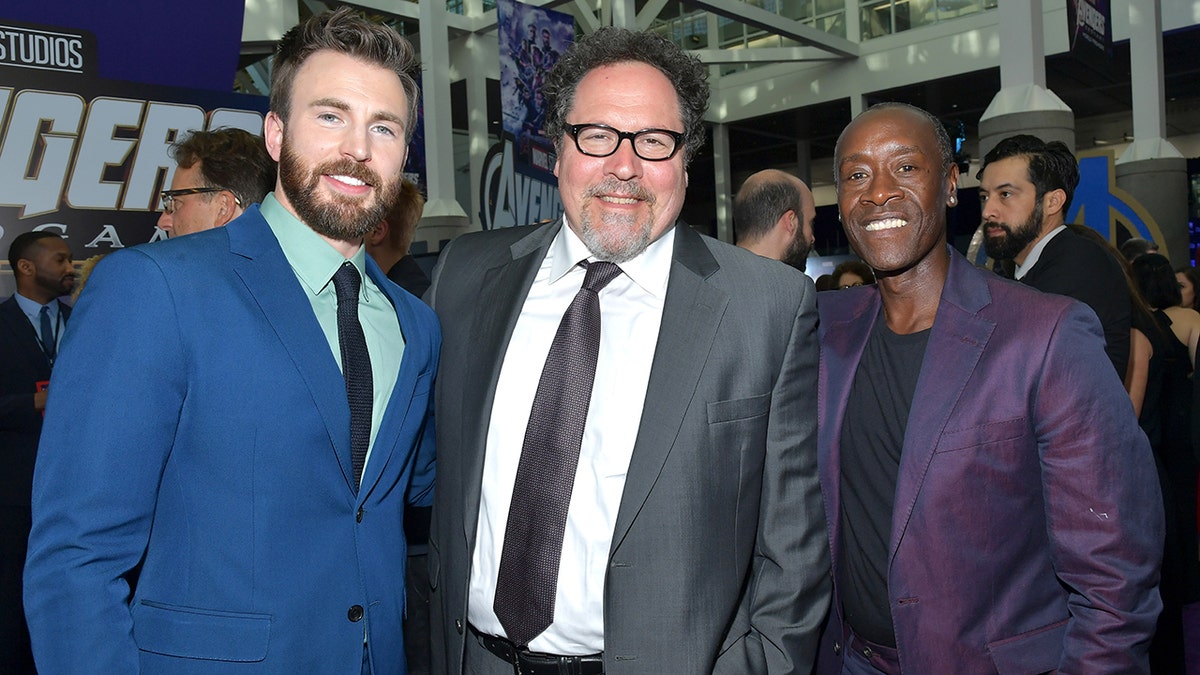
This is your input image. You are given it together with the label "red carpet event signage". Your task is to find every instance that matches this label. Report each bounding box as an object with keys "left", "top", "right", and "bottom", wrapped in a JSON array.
[
  {"left": 0, "top": 19, "right": 95, "bottom": 77},
  {"left": 0, "top": 17, "right": 267, "bottom": 294}
]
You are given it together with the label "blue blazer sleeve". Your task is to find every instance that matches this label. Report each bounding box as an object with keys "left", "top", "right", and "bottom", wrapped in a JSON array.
[{"left": 24, "top": 249, "right": 184, "bottom": 672}]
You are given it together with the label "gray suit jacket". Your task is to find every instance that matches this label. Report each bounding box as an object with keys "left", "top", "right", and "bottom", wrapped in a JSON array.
[{"left": 427, "top": 221, "right": 830, "bottom": 674}]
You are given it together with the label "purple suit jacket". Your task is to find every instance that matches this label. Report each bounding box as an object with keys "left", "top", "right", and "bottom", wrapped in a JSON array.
[{"left": 815, "top": 248, "right": 1163, "bottom": 673}]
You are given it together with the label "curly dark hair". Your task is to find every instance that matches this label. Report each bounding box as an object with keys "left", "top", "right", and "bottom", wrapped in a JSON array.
[
  {"left": 169, "top": 128, "right": 276, "bottom": 207},
  {"left": 542, "top": 27, "right": 709, "bottom": 165},
  {"left": 833, "top": 260, "right": 876, "bottom": 287},
  {"left": 977, "top": 134, "right": 1079, "bottom": 213},
  {"left": 271, "top": 7, "right": 421, "bottom": 142}
]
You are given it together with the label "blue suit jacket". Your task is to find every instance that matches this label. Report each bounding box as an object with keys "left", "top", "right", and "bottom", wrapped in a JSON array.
[
  {"left": 24, "top": 206, "right": 440, "bottom": 673},
  {"left": 815, "top": 249, "right": 1162, "bottom": 673}
]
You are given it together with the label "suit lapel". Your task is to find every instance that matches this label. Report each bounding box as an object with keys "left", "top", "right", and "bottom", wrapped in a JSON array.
[
  {"left": 610, "top": 224, "right": 726, "bottom": 553},
  {"left": 1, "top": 297, "right": 51, "bottom": 373},
  {"left": 817, "top": 287, "right": 880, "bottom": 570},
  {"left": 356, "top": 259, "right": 428, "bottom": 501},
  {"left": 226, "top": 209, "right": 357, "bottom": 493},
  {"left": 459, "top": 224, "right": 558, "bottom": 541},
  {"left": 889, "top": 251, "right": 995, "bottom": 562}
]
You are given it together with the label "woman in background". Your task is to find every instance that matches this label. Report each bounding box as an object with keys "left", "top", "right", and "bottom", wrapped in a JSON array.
[{"left": 1133, "top": 253, "right": 1200, "bottom": 673}]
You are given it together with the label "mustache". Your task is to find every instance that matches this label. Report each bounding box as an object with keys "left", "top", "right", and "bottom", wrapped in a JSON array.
[
  {"left": 314, "top": 158, "right": 380, "bottom": 188},
  {"left": 584, "top": 177, "right": 654, "bottom": 203}
]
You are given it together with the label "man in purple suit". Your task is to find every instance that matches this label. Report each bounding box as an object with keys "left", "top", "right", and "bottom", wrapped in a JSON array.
[{"left": 815, "top": 102, "right": 1163, "bottom": 673}]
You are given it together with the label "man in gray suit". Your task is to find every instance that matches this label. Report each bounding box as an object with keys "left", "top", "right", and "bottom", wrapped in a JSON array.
[{"left": 427, "top": 27, "right": 829, "bottom": 674}]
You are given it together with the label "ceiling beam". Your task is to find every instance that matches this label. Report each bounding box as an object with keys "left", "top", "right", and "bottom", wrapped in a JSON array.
[
  {"left": 688, "top": 0, "right": 858, "bottom": 59},
  {"left": 694, "top": 46, "right": 847, "bottom": 64}
]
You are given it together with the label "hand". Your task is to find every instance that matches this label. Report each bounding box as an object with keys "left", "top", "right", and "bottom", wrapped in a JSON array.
[{"left": 34, "top": 389, "right": 48, "bottom": 410}]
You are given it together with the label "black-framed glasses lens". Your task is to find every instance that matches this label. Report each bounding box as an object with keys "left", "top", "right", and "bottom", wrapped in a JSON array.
[
  {"left": 160, "top": 187, "right": 227, "bottom": 214},
  {"left": 567, "top": 124, "right": 683, "bottom": 161}
]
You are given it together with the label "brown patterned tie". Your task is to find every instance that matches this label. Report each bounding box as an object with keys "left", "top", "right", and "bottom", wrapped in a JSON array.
[{"left": 493, "top": 260, "right": 622, "bottom": 646}]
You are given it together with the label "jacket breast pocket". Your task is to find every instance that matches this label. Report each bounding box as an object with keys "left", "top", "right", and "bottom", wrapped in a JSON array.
[
  {"left": 707, "top": 393, "right": 771, "bottom": 425},
  {"left": 933, "top": 416, "right": 1027, "bottom": 454},
  {"left": 132, "top": 600, "right": 271, "bottom": 662}
]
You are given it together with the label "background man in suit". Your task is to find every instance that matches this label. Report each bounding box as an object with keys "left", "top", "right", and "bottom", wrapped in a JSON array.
[
  {"left": 427, "top": 27, "right": 829, "bottom": 675},
  {"left": 366, "top": 180, "right": 431, "bottom": 674},
  {"left": 816, "top": 103, "right": 1162, "bottom": 673},
  {"left": 978, "top": 134, "right": 1131, "bottom": 377},
  {"left": 367, "top": 179, "right": 430, "bottom": 298},
  {"left": 1, "top": 231, "right": 74, "bottom": 675},
  {"left": 24, "top": 8, "right": 439, "bottom": 673},
  {"left": 733, "top": 168, "right": 817, "bottom": 270},
  {"left": 157, "top": 126, "right": 276, "bottom": 238}
]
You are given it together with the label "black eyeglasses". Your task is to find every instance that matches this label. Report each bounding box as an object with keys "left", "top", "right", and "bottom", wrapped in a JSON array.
[
  {"left": 160, "top": 187, "right": 240, "bottom": 214},
  {"left": 566, "top": 124, "right": 685, "bottom": 161}
]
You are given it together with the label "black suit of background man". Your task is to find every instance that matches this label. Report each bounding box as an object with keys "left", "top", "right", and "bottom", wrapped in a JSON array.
[{"left": 1, "top": 231, "right": 76, "bottom": 674}]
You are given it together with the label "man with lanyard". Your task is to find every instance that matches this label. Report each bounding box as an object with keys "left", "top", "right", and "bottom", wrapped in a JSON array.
[{"left": 1, "top": 230, "right": 75, "bottom": 674}]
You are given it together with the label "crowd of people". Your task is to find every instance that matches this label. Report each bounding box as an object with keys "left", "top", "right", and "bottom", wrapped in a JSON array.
[{"left": 2, "top": 7, "right": 1197, "bottom": 675}]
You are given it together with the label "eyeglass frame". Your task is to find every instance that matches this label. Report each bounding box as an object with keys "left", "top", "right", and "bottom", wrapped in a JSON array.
[
  {"left": 565, "top": 123, "right": 686, "bottom": 162},
  {"left": 160, "top": 187, "right": 241, "bottom": 214}
]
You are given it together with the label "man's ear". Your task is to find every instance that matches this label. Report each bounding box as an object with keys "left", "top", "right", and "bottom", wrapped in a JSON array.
[
  {"left": 367, "top": 221, "right": 389, "bottom": 247},
  {"left": 15, "top": 258, "right": 33, "bottom": 278},
  {"left": 264, "top": 111, "right": 285, "bottom": 162},
  {"left": 1043, "top": 188, "right": 1067, "bottom": 217},
  {"left": 215, "top": 192, "right": 240, "bottom": 227},
  {"left": 776, "top": 209, "right": 798, "bottom": 238}
]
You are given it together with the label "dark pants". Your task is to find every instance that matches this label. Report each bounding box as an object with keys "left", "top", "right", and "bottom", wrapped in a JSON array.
[
  {"left": 840, "top": 624, "right": 900, "bottom": 675},
  {"left": 404, "top": 550, "right": 431, "bottom": 675},
  {"left": 1, "top": 505, "right": 36, "bottom": 675}
]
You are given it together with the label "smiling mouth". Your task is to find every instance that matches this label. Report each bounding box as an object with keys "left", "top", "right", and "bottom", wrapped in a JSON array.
[
  {"left": 598, "top": 195, "right": 639, "bottom": 205},
  {"left": 328, "top": 174, "right": 369, "bottom": 188},
  {"left": 864, "top": 218, "right": 907, "bottom": 232}
]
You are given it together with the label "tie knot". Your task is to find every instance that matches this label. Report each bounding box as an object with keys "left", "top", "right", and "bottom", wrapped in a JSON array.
[
  {"left": 332, "top": 262, "right": 361, "bottom": 302},
  {"left": 581, "top": 260, "right": 622, "bottom": 293},
  {"left": 40, "top": 305, "right": 50, "bottom": 316}
]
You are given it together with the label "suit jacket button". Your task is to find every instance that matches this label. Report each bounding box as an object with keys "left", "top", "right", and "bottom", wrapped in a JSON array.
[
  {"left": 833, "top": 641, "right": 841, "bottom": 655},
  {"left": 348, "top": 605, "right": 364, "bottom": 622},
  {"left": 455, "top": 619, "right": 463, "bottom": 634},
  {"left": 356, "top": 507, "right": 364, "bottom": 523}
]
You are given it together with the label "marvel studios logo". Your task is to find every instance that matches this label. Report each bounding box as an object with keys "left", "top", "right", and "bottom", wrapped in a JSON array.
[{"left": 0, "top": 23, "right": 88, "bottom": 75}]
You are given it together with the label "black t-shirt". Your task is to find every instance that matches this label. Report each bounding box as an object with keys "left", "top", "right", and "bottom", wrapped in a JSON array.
[{"left": 837, "top": 312, "right": 930, "bottom": 647}]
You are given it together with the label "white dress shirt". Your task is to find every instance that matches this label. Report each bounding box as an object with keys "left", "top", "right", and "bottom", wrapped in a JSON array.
[{"left": 467, "top": 220, "right": 674, "bottom": 654}]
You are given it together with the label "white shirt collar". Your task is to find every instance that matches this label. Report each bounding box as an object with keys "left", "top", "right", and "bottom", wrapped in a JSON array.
[
  {"left": 549, "top": 216, "right": 675, "bottom": 299},
  {"left": 1014, "top": 224, "right": 1067, "bottom": 280}
]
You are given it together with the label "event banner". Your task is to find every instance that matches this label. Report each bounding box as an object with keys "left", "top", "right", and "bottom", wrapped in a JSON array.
[
  {"left": 496, "top": 0, "right": 573, "bottom": 183},
  {"left": 3, "top": 1, "right": 244, "bottom": 92},
  {"left": 0, "top": 19, "right": 267, "bottom": 282},
  {"left": 1066, "top": 0, "right": 1112, "bottom": 62}
]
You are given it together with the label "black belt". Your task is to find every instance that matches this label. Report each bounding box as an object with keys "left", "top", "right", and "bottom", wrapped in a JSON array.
[{"left": 469, "top": 624, "right": 604, "bottom": 675}]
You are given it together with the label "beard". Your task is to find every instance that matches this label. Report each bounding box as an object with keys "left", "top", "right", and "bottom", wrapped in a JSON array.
[
  {"left": 780, "top": 231, "right": 813, "bottom": 271},
  {"left": 576, "top": 176, "right": 660, "bottom": 264},
  {"left": 278, "top": 137, "right": 401, "bottom": 242},
  {"left": 983, "top": 199, "right": 1043, "bottom": 262},
  {"left": 36, "top": 268, "right": 75, "bottom": 298}
]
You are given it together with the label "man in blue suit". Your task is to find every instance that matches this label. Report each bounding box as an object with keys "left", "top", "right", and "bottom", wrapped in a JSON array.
[{"left": 23, "top": 8, "right": 438, "bottom": 673}]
